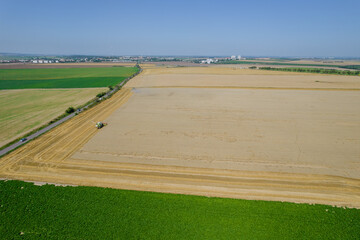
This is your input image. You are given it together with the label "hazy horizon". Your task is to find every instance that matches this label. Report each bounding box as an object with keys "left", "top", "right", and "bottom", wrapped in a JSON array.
[
  {"left": 1, "top": 0, "right": 360, "bottom": 57},
  {"left": 2, "top": 52, "right": 360, "bottom": 60}
]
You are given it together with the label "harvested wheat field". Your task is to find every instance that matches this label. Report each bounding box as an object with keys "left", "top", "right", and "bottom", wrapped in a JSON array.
[
  {"left": 128, "top": 66, "right": 360, "bottom": 90},
  {"left": 1, "top": 66, "right": 360, "bottom": 208}
]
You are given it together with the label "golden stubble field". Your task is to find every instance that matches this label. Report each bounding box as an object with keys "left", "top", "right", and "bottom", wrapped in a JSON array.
[
  {"left": 1, "top": 65, "right": 360, "bottom": 208},
  {"left": 127, "top": 66, "right": 360, "bottom": 90}
]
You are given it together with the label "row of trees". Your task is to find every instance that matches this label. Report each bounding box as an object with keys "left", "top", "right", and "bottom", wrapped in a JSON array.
[
  {"left": 259, "top": 67, "right": 360, "bottom": 76},
  {"left": 65, "top": 64, "right": 142, "bottom": 115}
]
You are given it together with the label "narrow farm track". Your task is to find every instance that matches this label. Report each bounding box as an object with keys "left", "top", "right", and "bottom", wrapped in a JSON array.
[{"left": 0, "top": 88, "right": 133, "bottom": 172}]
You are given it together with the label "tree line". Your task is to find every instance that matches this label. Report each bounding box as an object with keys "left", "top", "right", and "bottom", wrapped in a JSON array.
[{"left": 258, "top": 67, "right": 360, "bottom": 76}]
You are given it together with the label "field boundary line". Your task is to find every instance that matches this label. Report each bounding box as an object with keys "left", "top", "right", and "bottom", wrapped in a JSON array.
[{"left": 139, "top": 86, "right": 360, "bottom": 91}]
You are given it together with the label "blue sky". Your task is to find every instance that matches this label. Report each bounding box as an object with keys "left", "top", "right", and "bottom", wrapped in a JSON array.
[{"left": 1, "top": 0, "right": 359, "bottom": 57}]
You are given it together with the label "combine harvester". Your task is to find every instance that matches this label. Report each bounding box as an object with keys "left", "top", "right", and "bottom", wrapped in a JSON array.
[{"left": 95, "top": 122, "right": 107, "bottom": 129}]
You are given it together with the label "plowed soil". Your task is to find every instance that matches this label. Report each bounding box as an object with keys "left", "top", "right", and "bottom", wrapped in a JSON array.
[{"left": 0, "top": 62, "right": 135, "bottom": 69}]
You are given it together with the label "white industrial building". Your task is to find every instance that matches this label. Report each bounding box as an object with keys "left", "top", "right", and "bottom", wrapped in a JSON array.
[{"left": 201, "top": 59, "right": 216, "bottom": 64}]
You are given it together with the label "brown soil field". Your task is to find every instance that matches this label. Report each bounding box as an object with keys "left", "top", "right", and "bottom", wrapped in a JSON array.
[
  {"left": 212, "top": 64, "right": 355, "bottom": 71},
  {"left": 0, "top": 62, "right": 135, "bottom": 69},
  {"left": 146, "top": 60, "right": 360, "bottom": 70},
  {"left": 1, "top": 66, "right": 359, "bottom": 208},
  {"left": 283, "top": 59, "right": 360, "bottom": 66},
  {"left": 141, "top": 66, "right": 308, "bottom": 75}
]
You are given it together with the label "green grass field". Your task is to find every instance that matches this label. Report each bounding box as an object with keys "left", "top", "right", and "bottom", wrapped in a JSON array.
[
  {"left": 0, "top": 180, "right": 359, "bottom": 239},
  {"left": 0, "top": 89, "right": 105, "bottom": 146},
  {"left": 0, "top": 67, "right": 138, "bottom": 89},
  {"left": 0, "top": 66, "right": 138, "bottom": 146}
]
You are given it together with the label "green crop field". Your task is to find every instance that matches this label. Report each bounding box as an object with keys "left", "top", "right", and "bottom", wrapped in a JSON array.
[
  {"left": 0, "top": 180, "right": 359, "bottom": 239},
  {"left": 0, "top": 67, "right": 138, "bottom": 89}
]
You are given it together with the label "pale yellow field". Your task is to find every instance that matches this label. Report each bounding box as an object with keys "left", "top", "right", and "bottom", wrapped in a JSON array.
[
  {"left": 76, "top": 87, "right": 360, "bottom": 179},
  {"left": 283, "top": 59, "right": 360, "bottom": 66},
  {"left": 140, "top": 65, "right": 314, "bottom": 75},
  {"left": 0, "top": 88, "right": 105, "bottom": 146},
  {"left": 229, "top": 59, "right": 360, "bottom": 66},
  {"left": 1, "top": 66, "right": 359, "bottom": 208},
  {"left": 129, "top": 66, "right": 360, "bottom": 90}
]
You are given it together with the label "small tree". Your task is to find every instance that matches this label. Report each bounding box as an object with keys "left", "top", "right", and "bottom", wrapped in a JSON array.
[
  {"left": 96, "top": 92, "right": 106, "bottom": 98},
  {"left": 66, "top": 107, "right": 75, "bottom": 114},
  {"left": 108, "top": 85, "right": 114, "bottom": 90}
]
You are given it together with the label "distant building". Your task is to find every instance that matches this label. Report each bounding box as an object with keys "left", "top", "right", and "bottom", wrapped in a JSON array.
[
  {"left": 206, "top": 59, "right": 214, "bottom": 64},
  {"left": 231, "top": 55, "right": 236, "bottom": 60},
  {"left": 237, "top": 55, "right": 242, "bottom": 60},
  {"left": 32, "top": 60, "right": 38, "bottom": 63},
  {"left": 38, "top": 60, "right": 43, "bottom": 63},
  {"left": 201, "top": 58, "right": 215, "bottom": 64}
]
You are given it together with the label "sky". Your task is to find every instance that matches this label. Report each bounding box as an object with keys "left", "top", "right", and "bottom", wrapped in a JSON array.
[{"left": 1, "top": 0, "right": 359, "bottom": 57}]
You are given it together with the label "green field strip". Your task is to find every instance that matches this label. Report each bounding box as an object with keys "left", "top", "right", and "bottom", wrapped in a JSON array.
[
  {"left": 0, "top": 180, "right": 359, "bottom": 239},
  {"left": 0, "top": 66, "right": 138, "bottom": 89},
  {"left": 0, "top": 77, "right": 128, "bottom": 89}
]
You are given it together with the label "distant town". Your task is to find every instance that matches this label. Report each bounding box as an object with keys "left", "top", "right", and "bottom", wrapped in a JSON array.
[
  {"left": 0, "top": 55, "right": 245, "bottom": 64},
  {"left": 1, "top": 54, "right": 356, "bottom": 65}
]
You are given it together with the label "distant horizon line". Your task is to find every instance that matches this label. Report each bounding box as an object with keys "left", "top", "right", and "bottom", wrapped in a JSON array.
[{"left": 0, "top": 52, "right": 359, "bottom": 59}]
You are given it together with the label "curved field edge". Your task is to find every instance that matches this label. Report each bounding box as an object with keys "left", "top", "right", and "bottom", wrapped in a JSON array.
[{"left": 0, "top": 180, "right": 359, "bottom": 239}]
